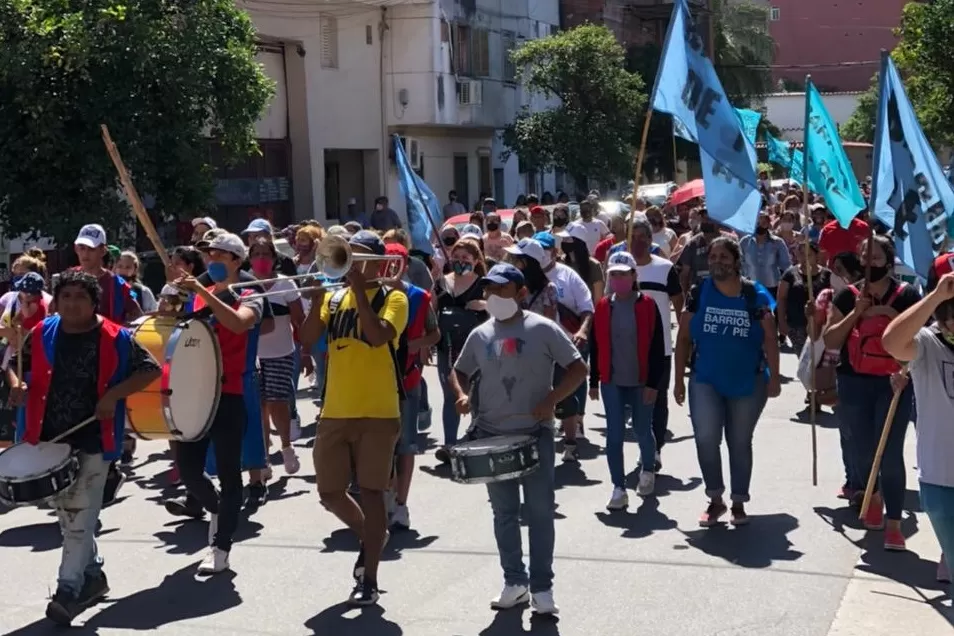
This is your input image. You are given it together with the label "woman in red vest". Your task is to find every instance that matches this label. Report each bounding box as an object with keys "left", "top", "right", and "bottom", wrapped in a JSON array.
[
  {"left": 591, "top": 252, "right": 666, "bottom": 509},
  {"left": 6, "top": 270, "right": 160, "bottom": 626}
]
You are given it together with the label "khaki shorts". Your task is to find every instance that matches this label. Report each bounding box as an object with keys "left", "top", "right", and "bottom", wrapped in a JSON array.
[{"left": 313, "top": 417, "right": 401, "bottom": 493}]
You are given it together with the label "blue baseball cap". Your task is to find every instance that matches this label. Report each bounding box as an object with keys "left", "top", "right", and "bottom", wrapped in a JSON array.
[
  {"left": 482, "top": 263, "right": 525, "bottom": 287},
  {"left": 349, "top": 230, "right": 385, "bottom": 256},
  {"left": 242, "top": 218, "right": 273, "bottom": 235},
  {"left": 532, "top": 231, "right": 555, "bottom": 250}
]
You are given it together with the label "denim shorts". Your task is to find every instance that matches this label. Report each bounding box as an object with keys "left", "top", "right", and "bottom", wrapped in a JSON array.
[{"left": 396, "top": 383, "right": 422, "bottom": 455}]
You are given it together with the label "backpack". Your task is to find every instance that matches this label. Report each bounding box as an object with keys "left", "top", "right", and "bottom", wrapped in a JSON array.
[
  {"left": 327, "top": 286, "right": 407, "bottom": 401},
  {"left": 845, "top": 283, "right": 905, "bottom": 376}
]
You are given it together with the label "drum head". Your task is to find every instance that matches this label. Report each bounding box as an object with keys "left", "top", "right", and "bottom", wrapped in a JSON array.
[
  {"left": 165, "top": 320, "right": 222, "bottom": 438},
  {"left": 454, "top": 435, "right": 532, "bottom": 455},
  {"left": 0, "top": 442, "right": 71, "bottom": 479}
]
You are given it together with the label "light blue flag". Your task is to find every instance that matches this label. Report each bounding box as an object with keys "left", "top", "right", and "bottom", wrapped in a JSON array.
[
  {"left": 392, "top": 134, "right": 436, "bottom": 255},
  {"left": 790, "top": 148, "right": 805, "bottom": 184},
  {"left": 735, "top": 108, "right": 761, "bottom": 146},
  {"left": 804, "top": 80, "right": 866, "bottom": 227},
  {"left": 651, "top": 0, "right": 759, "bottom": 233},
  {"left": 767, "top": 134, "right": 792, "bottom": 169},
  {"left": 870, "top": 53, "right": 954, "bottom": 278}
]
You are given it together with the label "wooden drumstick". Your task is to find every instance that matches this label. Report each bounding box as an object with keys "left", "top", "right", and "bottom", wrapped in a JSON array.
[
  {"left": 99, "top": 125, "right": 172, "bottom": 269},
  {"left": 49, "top": 416, "right": 98, "bottom": 444},
  {"left": 15, "top": 324, "right": 22, "bottom": 386}
]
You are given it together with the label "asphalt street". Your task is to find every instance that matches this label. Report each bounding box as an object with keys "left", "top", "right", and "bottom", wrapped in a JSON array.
[{"left": 0, "top": 350, "right": 949, "bottom": 635}]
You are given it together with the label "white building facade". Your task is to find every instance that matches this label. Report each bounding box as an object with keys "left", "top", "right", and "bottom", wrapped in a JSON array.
[{"left": 243, "top": 0, "right": 562, "bottom": 227}]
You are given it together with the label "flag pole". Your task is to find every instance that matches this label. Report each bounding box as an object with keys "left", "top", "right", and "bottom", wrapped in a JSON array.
[
  {"left": 802, "top": 74, "right": 818, "bottom": 487},
  {"left": 672, "top": 126, "right": 679, "bottom": 182},
  {"left": 627, "top": 109, "right": 654, "bottom": 246}
]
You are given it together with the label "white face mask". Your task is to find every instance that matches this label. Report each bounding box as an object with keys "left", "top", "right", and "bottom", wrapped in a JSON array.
[
  {"left": 486, "top": 295, "right": 520, "bottom": 321},
  {"left": 830, "top": 273, "right": 847, "bottom": 292}
]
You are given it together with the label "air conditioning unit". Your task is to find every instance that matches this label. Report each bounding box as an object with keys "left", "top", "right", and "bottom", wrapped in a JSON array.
[{"left": 457, "top": 80, "right": 483, "bottom": 106}]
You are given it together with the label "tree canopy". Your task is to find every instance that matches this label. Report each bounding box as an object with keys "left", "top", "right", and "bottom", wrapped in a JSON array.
[
  {"left": 0, "top": 0, "right": 274, "bottom": 245},
  {"left": 842, "top": 1, "right": 954, "bottom": 147},
  {"left": 501, "top": 25, "right": 647, "bottom": 189},
  {"left": 711, "top": 0, "right": 775, "bottom": 102}
]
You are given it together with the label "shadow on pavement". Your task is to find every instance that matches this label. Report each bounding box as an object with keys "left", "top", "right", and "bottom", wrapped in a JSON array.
[
  {"left": 554, "top": 460, "right": 602, "bottom": 490},
  {"left": 681, "top": 512, "right": 803, "bottom": 568},
  {"left": 83, "top": 564, "right": 241, "bottom": 631},
  {"left": 788, "top": 407, "right": 839, "bottom": 428},
  {"left": 627, "top": 472, "right": 702, "bottom": 498},
  {"left": 320, "top": 527, "right": 440, "bottom": 560},
  {"left": 305, "top": 602, "right": 402, "bottom": 635},
  {"left": 595, "top": 497, "right": 678, "bottom": 539},
  {"left": 478, "top": 610, "right": 560, "bottom": 635},
  {"left": 0, "top": 521, "right": 118, "bottom": 552},
  {"left": 153, "top": 516, "right": 263, "bottom": 555}
]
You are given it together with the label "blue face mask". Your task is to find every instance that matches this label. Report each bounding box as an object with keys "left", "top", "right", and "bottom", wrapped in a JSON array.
[{"left": 207, "top": 261, "right": 228, "bottom": 282}]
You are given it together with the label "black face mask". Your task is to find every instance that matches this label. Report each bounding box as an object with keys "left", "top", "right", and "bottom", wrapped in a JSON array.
[
  {"left": 755, "top": 226, "right": 768, "bottom": 236},
  {"left": 868, "top": 264, "right": 890, "bottom": 282},
  {"left": 486, "top": 222, "right": 500, "bottom": 232},
  {"left": 700, "top": 222, "right": 716, "bottom": 234},
  {"left": 553, "top": 217, "right": 568, "bottom": 227},
  {"left": 442, "top": 237, "right": 457, "bottom": 247}
]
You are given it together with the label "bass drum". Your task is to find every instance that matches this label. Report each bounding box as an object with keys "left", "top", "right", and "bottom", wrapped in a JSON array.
[{"left": 125, "top": 316, "right": 222, "bottom": 442}]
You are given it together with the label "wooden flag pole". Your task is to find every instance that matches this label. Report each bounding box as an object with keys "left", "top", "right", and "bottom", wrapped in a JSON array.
[
  {"left": 100, "top": 125, "right": 172, "bottom": 269},
  {"left": 802, "top": 74, "right": 818, "bottom": 486},
  {"left": 627, "top": 109, "right": 655, "bottom": 246}
]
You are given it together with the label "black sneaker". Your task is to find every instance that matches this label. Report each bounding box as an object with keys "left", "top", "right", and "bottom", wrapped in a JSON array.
[
  {"left": 77, "top": 572, "right": 109, "bottom": 607},
  {"left": 164, "top": 496, "right": 205, "bottom": 520},
  {"left": 101, "top": 465, "right": 125, "bottom": 507},
  {"left": 245, "top": 482, "right": 267, "bottom": 509},
  {"left": 347, "top": 580, "right": 379, "bottom": 607},
  {"left": 352, "top": 544, "right": 366, "bottom": 582},
  {"left": 434, "top": 446, "right": 451, "bottom": 464},
  {"left": 45, "top": 589, "right": 80, "bottom": 626}
]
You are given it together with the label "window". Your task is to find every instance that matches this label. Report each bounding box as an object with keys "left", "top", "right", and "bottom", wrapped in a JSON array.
[
  {"left": 454, "top": 25, "right": 471, "bottom": 75},
  {"left": 472, "top": 29, "right": 490, "bottom": 77},
  {"left": 502, "top": 31, "right": 516, "bottom": 82},
  {"left": 770, "top": 7, "right": 780, "bottom": 21},
  {"left": 478, "top": 152, "right": 492, "bottom": 196},
  {"left": 321, "top": 15, "right": 339, "bottom": 68}
]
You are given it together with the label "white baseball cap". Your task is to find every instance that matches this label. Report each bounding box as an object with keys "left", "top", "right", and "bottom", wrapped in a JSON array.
[
  {"left": 556, "top": 223, "right": 588, "bottom": 243},
  {"left": 504, "top": 238, "right": 546, "bottom": 265},
  {"left": 607, "top": 251, "right": 638, "bottom": 273},
  {"left": 191, "top": 216, "right": 217, "bottom": 229},
  {"left": 74, "top": 224, "right": 107, "bottom": 248},
  {"left": 199, "top": 232, "right": 247, "bottom": 260}
]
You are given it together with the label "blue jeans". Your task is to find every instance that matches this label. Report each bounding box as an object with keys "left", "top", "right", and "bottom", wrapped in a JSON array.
[
  {"left": 437, "top": 352, "right": 460, "bottom": 446},
  {"left": 688, "top": 376, "right": 767, "bottom": 503},
  {"left": 486, "top": 432, "right": 556, "bottom": 593},
  {"left": 601, "top": 383, "right": 655, "bottom": 488},
  {"left": 920, "top": 481, "right": 954, "bottom": 593},
  {"left": 54, "top": 453, "right": 109, "bottom": 596},
  {"left": 837, "top": 373, "right": 912, "bottom": 520},
  {"left": 397, "top": 383, "right": 422, "bottom": 455}
]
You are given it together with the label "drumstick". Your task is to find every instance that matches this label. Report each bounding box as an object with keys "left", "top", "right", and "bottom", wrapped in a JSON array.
[
  {"left": 48, "top": 415, "right": 98, "bottom": 445},
  {"left": 99, "top": 125, "right": 172, "bottom": 269},
  {"left": 15, "top": 325, "right": 22, "bottom": 386}
]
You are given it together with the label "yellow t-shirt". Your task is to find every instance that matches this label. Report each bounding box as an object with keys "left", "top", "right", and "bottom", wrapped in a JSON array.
[{"left": 320, "top": 287, "right": 409, "bottom": 419}]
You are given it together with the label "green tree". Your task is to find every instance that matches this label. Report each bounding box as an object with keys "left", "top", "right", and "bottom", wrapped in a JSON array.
[
  {"left": 502, "top": 25, "right": 647, "bottom": 188},
  {"left": 711, "top": 0, "right": 775, "bottom": 102},
  {"left": 0, "top": 0, "right": 274, "bottom": 245},
  {"left": 842, "top": 1, "right": 954, "bottom": 146}
]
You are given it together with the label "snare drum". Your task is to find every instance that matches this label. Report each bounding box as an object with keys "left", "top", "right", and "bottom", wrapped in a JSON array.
[
  {"left": 0, "top": 442, "right": 78, "bottom": 506},
  {"left": 126, "top": 316, "right": 222, "bottom": 441},
  {"left": 449, "top": 434, "right": 540, "bottom": 484}
]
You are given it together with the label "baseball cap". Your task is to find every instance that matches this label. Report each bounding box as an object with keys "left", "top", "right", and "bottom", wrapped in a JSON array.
[
  {"left": 74, "top": 224, "right": 107, "bottom": 248},
  {"left": 326, "top": 224, "right": 352, "bottom": 239},
  {"left": 195, "top": 227, "right": 226, "bottom": 248},
  {"left": 556, "top": 224, "right": 588, "bottom": 243},
  {"left": 482, "top": 263, "right": 525, "bottom": 287},
  {"left": 384, "top": 242, "right": 409, "bottom": 259},
  {"left": 505, "top": 238, "right": 546, "bottom": 265},
  {"left": 529, "top": 205, "right": 547, "bottom": 217},
  {"left": 242, "top": 218, "right": 273, "bottom": 235},
  {"left": 460, "top": 223, "right": 483, "bottom": 240},
  {"left": 199, "top": 232, "right": 247, "bottom": 260},
  {"left": 191, "top": 216, "right": 217, "bottom": 229},
  {"left": 532, "top": 231, "right": 556, "bottom": 250},
  {"left": 107, "top": 245, "right": 121, "bottom": 261},
  {"left": 349, "top": 230, "right": 385, "bottom": 256},
  {"left": 13, "top": 272, "right": 44, "bottom": 294},
  {"left": 607, "top": 251, "right": 638, "bottom": 273}
]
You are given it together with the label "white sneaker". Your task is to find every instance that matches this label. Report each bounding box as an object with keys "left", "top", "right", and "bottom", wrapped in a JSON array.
[
  {"left": 490, "top": 584, "right": 529, "bottom": 609},
  {"left": 197, "top": 547, "right": 230, "bottom": 574},
  {"left": 531, "top": 590, "right": 559, "bottom": 615},
  {"left": 562, "top": 445, "right": 579, "bottom": 463},
  {"left": 207, "top": 513, "right": 219, "bottom": 546},
  {"left": 289, "top": 417, "right": 301, "bottom": 442},
  {"left": 391, "top": 503, "right": 410, "bottom": 530},
  {"left": 281, "top": 447, "right": 300, "bottom": 475},
  {"left": 636, "top": 470, "right": 656, "bottom": 497},
  {"left": 606, "top": 487, "right": 629, "bottom": 510}
]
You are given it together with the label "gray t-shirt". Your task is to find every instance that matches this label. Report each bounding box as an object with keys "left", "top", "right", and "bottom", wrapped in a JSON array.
[
  {"left": 910, "top": 327, "right": 954, "bottom": 488},
  {"left": 610, "top": 294, "right": 640, "bottom": 387},
  {"left": 403, "top": 256, "right": 434, "bottom": 291},
  {"left": 454, "top": 310, "right": 582, "bottom": 435}
]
